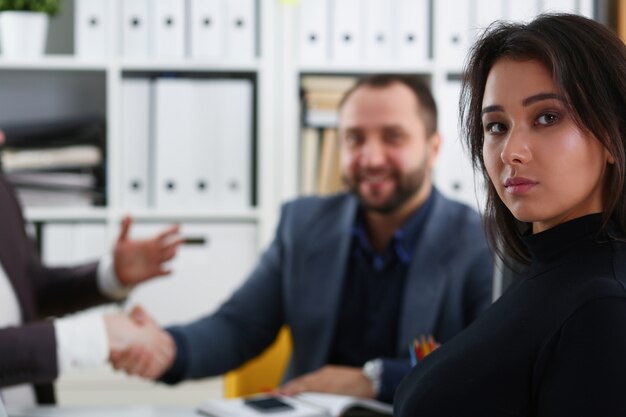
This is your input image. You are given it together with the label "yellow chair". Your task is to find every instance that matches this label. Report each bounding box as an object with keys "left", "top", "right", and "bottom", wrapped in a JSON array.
[{"left": 223, "top": 327, "right": 292, "bottom": 398}]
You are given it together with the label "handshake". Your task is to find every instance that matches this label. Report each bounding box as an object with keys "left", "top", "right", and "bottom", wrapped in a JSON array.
[{"left": 103, "top": 306, "right": 175, "bottom": 380}]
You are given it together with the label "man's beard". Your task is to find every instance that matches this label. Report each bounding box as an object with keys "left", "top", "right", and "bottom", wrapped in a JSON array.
[{"left": 344, "top": 161, "right": 428, "bottom": 215}]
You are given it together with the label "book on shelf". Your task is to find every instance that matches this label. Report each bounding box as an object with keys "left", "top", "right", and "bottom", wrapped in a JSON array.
[
  {"left": 300, "top": 127, "right": 344, "bottom": 196},
  {"left": 198, "top": 392, "right": 392, "bottom": 417},
  {"left": 300, "top": 127, "right": 320, "bottom": 195},
  {"left": 301, "top": 75, "right": 357, "bottom": 128},
  {"left": 316, "top": 128, "right": 343, "bottom": 195}
]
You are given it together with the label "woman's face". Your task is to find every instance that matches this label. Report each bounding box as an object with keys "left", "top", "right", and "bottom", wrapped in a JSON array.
[{"left": 481, "top": 58, "right": 613, "bottom": 233}]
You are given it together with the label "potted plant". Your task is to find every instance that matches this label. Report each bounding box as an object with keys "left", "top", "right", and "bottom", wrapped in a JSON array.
[{"left": 0, "top": 0, "right": 61, "bottom": 58}]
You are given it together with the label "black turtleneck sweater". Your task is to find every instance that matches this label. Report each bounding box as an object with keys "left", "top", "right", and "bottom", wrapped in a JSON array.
[{"left": 395, "top": 214, "right": 626, "bottom": 416}]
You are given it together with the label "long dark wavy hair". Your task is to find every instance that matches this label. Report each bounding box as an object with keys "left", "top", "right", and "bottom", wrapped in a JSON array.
[{"left": 460, "top": 14, "right": 626, "bottom": 265}]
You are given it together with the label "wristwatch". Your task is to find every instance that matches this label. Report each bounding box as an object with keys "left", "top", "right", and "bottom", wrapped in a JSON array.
[{"left": 362, "top": 358, "right": 383, "bottom": 396}]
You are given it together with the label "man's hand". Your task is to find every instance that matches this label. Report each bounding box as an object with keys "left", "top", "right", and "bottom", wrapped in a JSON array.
[
  {"left": 278, "top": 365, "right": 375, "bottom": 398},
  {"left": 113, "top": 216, "right": 182, "bottom": 287},
  {"left": 105, "top": 306, "right": 176, "bottom": 379}
]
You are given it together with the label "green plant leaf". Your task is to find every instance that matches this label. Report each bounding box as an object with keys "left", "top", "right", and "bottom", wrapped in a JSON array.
[{"left": 0, "top": 0, "right": 61, "bottom": 16}]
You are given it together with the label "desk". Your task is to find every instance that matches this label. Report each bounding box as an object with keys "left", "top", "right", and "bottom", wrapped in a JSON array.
[{"left": 6, "top": 406, "right": 200, "bottom": 417}]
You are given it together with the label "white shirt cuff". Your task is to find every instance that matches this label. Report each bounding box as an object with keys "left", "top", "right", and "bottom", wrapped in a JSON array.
[
  {"left": 54, "top": 313, "right": 109, "bottom": 374},
  {"left": 97, "top": 254, "right": 133, "bottom": 300}
]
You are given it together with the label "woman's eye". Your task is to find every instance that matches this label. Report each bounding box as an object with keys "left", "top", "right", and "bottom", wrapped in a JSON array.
[
  {"left": 536, "top": 113, "right": 559, "bottom": 126},
  {"left": 485, "top": 122, "right": 506, "bottom": 134}
]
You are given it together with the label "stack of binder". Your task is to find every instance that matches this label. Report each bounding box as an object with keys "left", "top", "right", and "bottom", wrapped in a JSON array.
[
  {"left": 296, "top": 0, "right": 429, "bottom": 65},
  {"left": 0, "top": 117, "right": 106, "bottom": 208},
  {"left": 77, "top": 0, "right": 257, "bottom": 60},
  {"left": 121, "top": 77, "right": 253, "bottom": 210}
]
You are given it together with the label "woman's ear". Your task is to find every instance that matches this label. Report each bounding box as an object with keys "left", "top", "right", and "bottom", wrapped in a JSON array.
[{"left": 606, "top": 149, "right": 616, "bottom": 165}]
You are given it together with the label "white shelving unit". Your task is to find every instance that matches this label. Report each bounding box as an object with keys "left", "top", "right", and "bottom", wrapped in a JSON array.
[
  {"left": 275, "top": 0, "right": 597, "bottom": 210},
  {"left": 0, "top": 0, "right": 278, "bottom": 406}
]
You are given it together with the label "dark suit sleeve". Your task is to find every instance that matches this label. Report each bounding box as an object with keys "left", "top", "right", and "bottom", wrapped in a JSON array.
[
  {"left": 0, "top": 322, "right": 57, "bottom": 387},
  {"left": 536, "top": 297, "right": 626, "bottom": 417},
  {"left": 0, "top": 174, "right": 110, "bottom": 389},
  {"left": 164, "top": 205, "right": 289, "bottom": 381},
  {"left": 28, "top": 256, "right": 107, "bottom": 318}
]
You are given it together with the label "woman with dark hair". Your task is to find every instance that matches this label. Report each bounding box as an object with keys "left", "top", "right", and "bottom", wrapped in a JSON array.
[{"left": 394, "top": 14, "right": 626, "bottom": 416}]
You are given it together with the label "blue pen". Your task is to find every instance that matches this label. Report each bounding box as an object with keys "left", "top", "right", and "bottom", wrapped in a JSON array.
[{"left": 409, "top": 341, "right": 417, "bottom": 366}]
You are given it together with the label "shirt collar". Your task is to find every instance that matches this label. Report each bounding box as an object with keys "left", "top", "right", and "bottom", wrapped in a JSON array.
[{"left": 351, "top": 188, "right": 437, "bottom": 269}]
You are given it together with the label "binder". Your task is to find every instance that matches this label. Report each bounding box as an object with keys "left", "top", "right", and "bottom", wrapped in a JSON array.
[
  {"left": 121, "top": 0, "right": 151, "bottom": 58},
  {"left": 124, "top": 222, "right": 258, "bottom": 325},
  {"left": 189, "top": 79, "right": 220, "bottom": 208},
  {"left": 121, "top": 78, "right": 152, "bottom": 209},
  {"left": 214, "top": 80, "right": 253, "bottom": 208},
  {"left": 507, "top": 2, "right": 538, "bottom": 22},
  {"left": 73, "top": 223, "right": 107, "bottom": 263},
  {"left": 540, "top": 0, "right": 577, "bottom": 14},
  {"left": 577, "top": 0, "right": 595, "bottom": 18},
  {"left": 225, "top": 0, "right": 256, "bottom": 61},
  {"left": 434, "top": 0, "right": 471, "bottom": 67},
  {"left": 331, "top": 0, "right": 363, "bottom": 63},
  {"left": 41, "top": 222, "right": 106, "bottom": 265},
  {"left": 154, "top": 78, "right": 196, "bottom": 208},
  {"left": 434, "top": 78, "right": 478, "bottom": 209},
  {"left": 74, "top": 0, "right": 108, "bottom": 57},
  {"left": 473, "top": 0, "right": 505, "bottom": 37},
  {"left": 393, "top": 0, "right": 429, "bottom": 64},
  {"left": 42, "top": 223, "right": 75, "bottom": 266},
  {"left": 297, "top": 0, "right": 329, "bottom": 64},
  {"left": 189, "top": 0, "right": 224, "bottom": 59},
  {"left": 152, "top": 0, "right": 186, "bottom": 58},
  {"left": 364, "top": 0, "right": 392, "bottom": 62}
]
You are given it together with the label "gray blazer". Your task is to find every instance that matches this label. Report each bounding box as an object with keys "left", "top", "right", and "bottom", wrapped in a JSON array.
[{"left": 171, "top": 190, "right": 493, "bottom": 381}]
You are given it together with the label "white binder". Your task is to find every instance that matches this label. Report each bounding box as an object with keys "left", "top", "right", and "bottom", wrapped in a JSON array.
[
  {"left": 577, "top": 0, "right": 595, "bottom": 18},
  {"left": 473, "top": 0, "right": 505, "bottom": 37},
  {"left": 73, "top": 223, "right": 107, "bottom": 263},
  {"left": 121, "top": 78, "right": 151, "bottom": 209},
  {"left": 189, "top": 79, "right": 220, "bottom": 208},
  {"left": 74, "top": 0, "right": 108, "bottom": 57},
  {"left": 124, "top": 222, "right": 258, "bottom": 325},
  {"left": 189, "top": 0, "right": 224, "bottom": 59},
  {"left": 42, "top": 222, "right": 106, "bottom": 265},
  {"left": 121, "top": 0, "right": 151, "bottom": 58},
  {"left": 297, "top": 0, "right": 329, "bottom": 64},
  {"left": 364, "top": 0, "right": 391, "bottom": 62},
  {"left": 152, "top": 0, "right": 186, "bottom": 58},
  {"left": 214, "top": 80, "right": 253, "bottom": 209},
  {"left": 154, "top": 78, "right": 196, "bottom": 208},
  {"left": 540, "top": 0, "right": 577, "bottom": 14},
  {"left": 434, "top": 0, "right": 471, "bottom": 68},
  {"left": 42, "top": 223, "right": 75, "bottom": 266},
  {"left": 434, "top": 78, "right": 480, "bottom": 209},
  {"left": 507, "top": 2, "right": 539, "bottom": 22},
  {"left": 225, "top": 0, "right": 256, "bottom": 61},
  {"left": 393, "top": 0, "right": 429, "bottom": 64},
  {"left": 331, "top": 0, "right": 362, "bottom": 64}
]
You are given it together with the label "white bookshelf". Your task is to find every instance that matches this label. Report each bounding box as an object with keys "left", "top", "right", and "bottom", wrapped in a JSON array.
[
  {"left": 0, "top": 0, "right": 278, "bottom": 406},
  {"left": 275, "top": 0, "right": 597, "bottom": 210}
]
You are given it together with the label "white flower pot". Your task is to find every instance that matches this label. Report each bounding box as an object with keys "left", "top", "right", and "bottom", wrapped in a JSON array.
[{"left": 0, "top": 11, "right": 49, "bottom": 58}]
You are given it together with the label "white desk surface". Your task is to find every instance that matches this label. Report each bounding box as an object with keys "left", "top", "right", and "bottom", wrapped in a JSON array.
[{"left": 6, "top": 405, "right": 201, "bottom": 417}]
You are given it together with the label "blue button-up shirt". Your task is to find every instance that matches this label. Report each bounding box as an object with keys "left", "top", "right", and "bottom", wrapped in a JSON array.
[{"left": 328, "top": 191, "right": 435, "bottom": 402}]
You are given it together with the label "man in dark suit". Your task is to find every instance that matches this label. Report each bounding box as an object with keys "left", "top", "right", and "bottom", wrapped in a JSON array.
[
  {"left": 110, "top": 74, "right": 494, "bottom": 403},
  {"left": 0, "top": 131, "right": 181, "bottom": 405}
]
